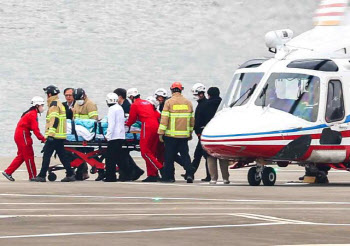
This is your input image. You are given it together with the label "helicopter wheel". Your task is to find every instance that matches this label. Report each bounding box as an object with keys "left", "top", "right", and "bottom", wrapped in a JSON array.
[
  {"left": 247, "top": 167, "right": 262, "bottom": 186},
  {"left": 262, "top": 167, "right": 276, "bottom": 186}
]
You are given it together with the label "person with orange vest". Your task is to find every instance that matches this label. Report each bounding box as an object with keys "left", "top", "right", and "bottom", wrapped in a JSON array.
[
  {"left": 34, "top": 85, "right": 75, "bottom": 182},
  {"left": 125, "top": 88, "right": 163, "bottom": 182},
  {"left": 2, "top": 97, "right": 46, "bottom": 181},
  {"left": 158, "top": 82, "right": 195, "bottom": 183}
]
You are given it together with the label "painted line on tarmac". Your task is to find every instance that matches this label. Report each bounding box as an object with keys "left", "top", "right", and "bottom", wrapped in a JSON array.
[
  {"left": 3, "top": 207, "right": 350, "bottom": 211},
  {"left": 0, "top": 215, "right": 15, "bottom": 219},
  {"left": 0, "top": 222, "right": 285, "bottom": 239},
  {"left": 0, "top": 212, "right": 267, "bottom": 218},
  {"left": 0, "top": 202, "right": 255, "bottom": 205},
  {"left": 278, "top": 244, "right": 350, "bottom": 246},
  {"left": 1, "top": 193, "right": 350, "bottom": 205},
  {"left": 233, "top": 213, "right": 310, "bottom": 224},
  {"left": 1, "top": 220, "right": 350, "bottom": 240}
]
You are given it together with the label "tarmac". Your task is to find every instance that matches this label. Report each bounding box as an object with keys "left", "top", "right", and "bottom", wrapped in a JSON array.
[{"left": 1, "top": 157, "right": 350, "bottom": 246}]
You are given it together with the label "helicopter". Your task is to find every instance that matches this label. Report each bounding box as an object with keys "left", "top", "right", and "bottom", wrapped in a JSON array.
[{"left": 201, "top": 0, "right": 350, "bottom": 186}]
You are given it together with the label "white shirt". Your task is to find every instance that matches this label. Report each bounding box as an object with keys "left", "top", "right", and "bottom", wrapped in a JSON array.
[{"left": 106, "top": 104, "right": 125, "bottom": 141}]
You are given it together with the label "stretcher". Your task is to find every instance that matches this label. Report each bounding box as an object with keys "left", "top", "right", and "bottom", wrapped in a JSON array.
[{"left": 47, "top": 119, "right": 141, "bottom": 181}]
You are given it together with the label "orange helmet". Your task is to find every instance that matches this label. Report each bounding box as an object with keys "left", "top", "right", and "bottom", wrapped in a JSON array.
[{"left": 170, "top": 82, "right": 184, "bottom": 91}]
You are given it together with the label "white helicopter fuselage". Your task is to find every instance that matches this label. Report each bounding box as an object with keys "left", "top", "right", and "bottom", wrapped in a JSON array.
[{"left": 202, "top": 27, "right": 350, "bottom": 167}]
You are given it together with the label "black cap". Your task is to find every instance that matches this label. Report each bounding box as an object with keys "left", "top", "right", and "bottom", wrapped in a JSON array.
[
  {"left": 43, "top": 85, "right": 60, "bottom": 95},
  {"left": 207, "top": 87, "right": 220, "bottom": 97},
  {"left": 74, "top": 88, "right": 86, "bottom": 100}
]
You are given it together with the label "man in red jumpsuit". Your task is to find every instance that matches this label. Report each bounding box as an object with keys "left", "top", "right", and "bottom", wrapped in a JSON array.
[
  {"left": 2, "top": 96, "right": 46, "bottom": 181},
  {"left": 125, "top": 88, "right": 163, "bottom": 182}
]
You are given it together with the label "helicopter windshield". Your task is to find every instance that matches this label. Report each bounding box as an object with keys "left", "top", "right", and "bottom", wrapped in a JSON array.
[
  {"left": 219, "top": 72, "right": 264, "bottom": 110},
  {"left": 255, "top": 73, "right": 320, "bottom": 122}
]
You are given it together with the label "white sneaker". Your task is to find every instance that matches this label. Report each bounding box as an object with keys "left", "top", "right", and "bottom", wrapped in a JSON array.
[
  {"left": 223, "top": 180, "right": 230, "bottom": 185},
  {"left": 209, "top": 180, "right": 217, "bottom": 184}
]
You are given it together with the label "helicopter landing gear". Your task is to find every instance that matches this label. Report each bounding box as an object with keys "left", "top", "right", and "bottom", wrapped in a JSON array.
[
  {"left": 248, "top": 166, "right": 262, "bottom": 186},
  {"left": 247, "top": 162, "right": 276, "bottom": 186},
  {"left": 262, "top": 167, "right": 276, "bottom": 186}
]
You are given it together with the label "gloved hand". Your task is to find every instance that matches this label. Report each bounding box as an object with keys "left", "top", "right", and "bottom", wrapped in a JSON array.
[
  {"left": 46, "top": 136, "right": 54, "bottom": 142},
  {"left": 159, "top": 135, "right": 164, "bottom": 143}
]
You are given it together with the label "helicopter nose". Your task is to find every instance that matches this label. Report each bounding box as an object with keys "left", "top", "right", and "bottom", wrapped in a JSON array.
[{"left": 201, "top": 107, "right": 313, "bottom": 160}]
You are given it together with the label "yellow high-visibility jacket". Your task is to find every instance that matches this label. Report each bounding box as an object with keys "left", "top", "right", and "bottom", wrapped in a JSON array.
[
  {"left": 73, "top": 97, "right": 98, "bottom": 120},
  {"left": 158, "top": 92, "right": 194, "bottom": 138},
  {"left": 45, "top": 95, "right": 67, "bottom": 139}
]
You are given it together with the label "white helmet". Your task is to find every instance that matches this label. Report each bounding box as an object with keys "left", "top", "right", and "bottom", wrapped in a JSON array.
[
  {"left": 127, "top": 88, "right": 140, "bottom": 98},
  {"left": 146, "top": 96, "right": 159, "bottom": 108},
  {"left": 31, "top": 96, "right": 45, "bottom": 106},
  {"left": 154, "top": 88, "right": 168, "bottom": 98},
  {"left": 191, "top": 83, "right": 206, "bottom": 95},
  {"left": 106, "top": 93, "right": 118, "bottom": 105}
]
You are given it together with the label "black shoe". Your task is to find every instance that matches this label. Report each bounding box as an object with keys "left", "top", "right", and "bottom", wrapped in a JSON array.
[
  {"left": 103, "top": 178, "right": 117, "bottom": 182},
  {"left": 61, "top": 175, "right": 76, "bottom": 182},
  {"left": 2, "top": 171, "right": 15, "bottom": 181},
  {"left": 95, "top": 171, "right": 105, "bottom": 181},
  {"left": 118, "top": 176, "right": 132, "bottom": 182},
  {"left": 142, "top": 176, "right": 158, "bottom": 182},
  {"left": 159, "top": 178, "right": 175, "bottom": 183},
  {"left": 131, "top": 169, "right": 144, "bottom": 181},
  {"left": 299, "top": 176, "right": 305, "bottom": 181},
  {"left": 201, "top": 177, "right": 211, "bottom": 182},
  {"left": 187, "top": 176, "right": 194, "bottom": 183},
  {"left": 33, "top": 176, "right": 46, "bottom": 182}
]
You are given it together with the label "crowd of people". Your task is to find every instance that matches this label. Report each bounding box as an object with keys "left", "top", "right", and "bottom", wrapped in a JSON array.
[{"left": 2, "top": 82, "right": 231, "bottom": 184}]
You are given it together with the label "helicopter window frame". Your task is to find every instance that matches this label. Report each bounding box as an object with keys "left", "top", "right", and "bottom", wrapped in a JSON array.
[
  {"left": 325, "top": 80, "right": 345, "bottom": 123},
  {"left": 218, "top": 72, "right": 265, "bottom": 111},
  {"left": 255, "top": 72, "right": 321, "bottom": 122}
]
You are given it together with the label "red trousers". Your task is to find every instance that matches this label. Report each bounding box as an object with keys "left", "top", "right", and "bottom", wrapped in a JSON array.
[
  {"left": 140, "top": 121, "right": 163, "bottom": 177},
  {"left": 5, "top": 129, "right": 37, "bottom": 179}
]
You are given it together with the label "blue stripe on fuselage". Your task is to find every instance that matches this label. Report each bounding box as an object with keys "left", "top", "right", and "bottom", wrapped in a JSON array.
[{"left": 203, "top": 115, "right": 350, "bottom": 139}]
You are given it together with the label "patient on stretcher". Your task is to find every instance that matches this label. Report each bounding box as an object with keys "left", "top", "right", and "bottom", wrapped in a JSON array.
[{"left": 66, "top": 118, "right": 141, "bottom": 142}]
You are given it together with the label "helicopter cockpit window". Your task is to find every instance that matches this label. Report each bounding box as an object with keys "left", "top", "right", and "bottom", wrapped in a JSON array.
[
  {"left": 325, "top": 80, "right": 344, "bottom": 123},
  {"left": 218, "top": 72, "right": 264, "bottom": 111},
  {"left": 255, "top": 73, "right": 320, "bottom": 122}
]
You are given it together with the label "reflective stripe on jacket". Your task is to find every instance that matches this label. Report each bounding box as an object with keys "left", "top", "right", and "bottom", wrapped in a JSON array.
[
  {"left": 158, "top": 92, "right": 194, "bottom": 138},
  {"left": 73, "top": 97, "right": 98, "bottom": 120},
  {"left": 45, "top": 95, "right": 67, "bottom": 139}
]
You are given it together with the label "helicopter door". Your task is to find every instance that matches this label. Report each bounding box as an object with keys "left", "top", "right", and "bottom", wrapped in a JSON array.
[{"left": 321, "top": 79, "right": 346, "bottom": 145}]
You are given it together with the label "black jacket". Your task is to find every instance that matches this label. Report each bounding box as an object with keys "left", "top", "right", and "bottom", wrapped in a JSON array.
[
  {"left": 121, "top": 99, "right": 131, "bottom": 115},
  {"left": 158, "top": 97, "right": 169, "bottom": 112},
  {"left": 194, "top": 97, "right": 207, "bottom": 135},
  {"left": 63, "top": 101, "right": 75, "bottom": 120},
  {"left": 201, "top": 96, "right": 222, "bottom": 128}
]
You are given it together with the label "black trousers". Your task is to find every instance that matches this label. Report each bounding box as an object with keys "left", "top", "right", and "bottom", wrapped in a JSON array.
[
  {"left": 105, "top": 139, "right": 128, "bottom": 181},
  {"left": 192, "top": 139, "right": 210, "bottom": 178},
  {"left": 163, "top": 137, "right": 194, "bottom": 180},
  {"left": 39, "top": 139, "right": 74, "bottom": 177},
  {"left": 118, "top": 151, "right": 143, "bottom": 179}
]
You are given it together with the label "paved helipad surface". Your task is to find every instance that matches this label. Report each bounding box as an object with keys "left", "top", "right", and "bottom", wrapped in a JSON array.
[{"left": 1, "top": 157, "right": 350, "bottom": 246}]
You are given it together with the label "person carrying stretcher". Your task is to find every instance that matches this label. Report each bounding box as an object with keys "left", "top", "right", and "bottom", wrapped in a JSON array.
[
  {"left": 34, "top": 85, "right": 75, "bottom": 182},
  {"left": 2, "top": 97, "right": 46, "bottom": 181},
  {"left": 125, "top": 88, "right": 163, "bottom": 182},
  {"left": 104, "top": 93, "right": 129, "bottom": 182},
  {"left": 72, "top": 88, "right": 100, "bottom": 181}
]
